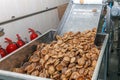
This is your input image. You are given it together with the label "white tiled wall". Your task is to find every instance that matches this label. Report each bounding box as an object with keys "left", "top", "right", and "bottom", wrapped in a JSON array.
[
  {"left": 0, "top": 0, "right": 69, "bottom": 22},
  {"left": 0, "top": 0, "right": 69, "bottom": 48},
  {"left": 0, "top": 9, "right": 59, "bottom": 48}
]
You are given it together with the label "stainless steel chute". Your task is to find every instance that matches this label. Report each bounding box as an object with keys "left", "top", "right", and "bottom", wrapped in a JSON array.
[
  {"left": 0, "top": 29, "right": 108, "bottom": 80},
  {"left": 56, "top": 0, "right": 103, "bottom": 35}
]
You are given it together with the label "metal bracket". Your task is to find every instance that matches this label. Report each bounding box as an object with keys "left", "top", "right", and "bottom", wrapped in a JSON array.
[{"left": 0, "top": 27, "right": 4, "bottom": 37}]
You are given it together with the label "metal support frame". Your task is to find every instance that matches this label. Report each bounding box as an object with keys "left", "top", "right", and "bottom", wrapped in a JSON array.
[
  {"left": 98, "top": 3, "right": 114, "bottom": 80},
  {"left": 117, "top": 19, "right": 120, "bottom": 77}
]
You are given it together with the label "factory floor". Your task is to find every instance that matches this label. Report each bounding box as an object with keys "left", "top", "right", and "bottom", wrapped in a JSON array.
[{"left": 108, "top": 42, "right": 119, "bottom": 80}]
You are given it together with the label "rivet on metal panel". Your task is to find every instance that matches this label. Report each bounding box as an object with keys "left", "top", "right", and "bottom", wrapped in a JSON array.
[{"left": 11, "top": 16, "right": 15, "bottom": 19}]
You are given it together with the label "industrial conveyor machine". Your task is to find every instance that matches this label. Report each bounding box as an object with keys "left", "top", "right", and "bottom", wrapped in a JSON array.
[{"left": 0, "top": 0, "right": 109, "bottom": 80}]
